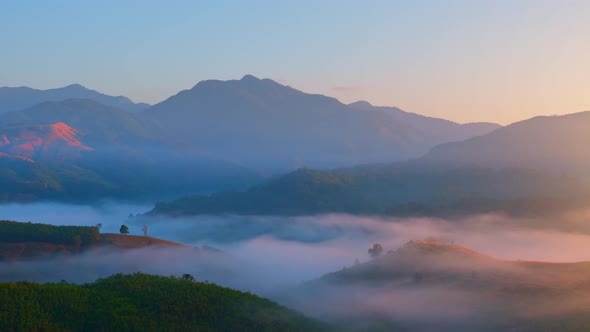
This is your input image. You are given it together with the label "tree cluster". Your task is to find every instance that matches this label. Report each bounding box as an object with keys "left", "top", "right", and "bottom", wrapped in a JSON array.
[{"left": 0, "top": 220, "right": 100, "bottom": 246}]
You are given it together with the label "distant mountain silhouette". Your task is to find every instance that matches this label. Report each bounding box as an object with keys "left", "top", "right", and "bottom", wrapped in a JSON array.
[
  {"left": 347, "top": 100, "right": 499, "bottom": 144},
  {"left": 143, "top": 75, "right": 500, "bottom": 171},
  {"left": 417, "top": 111, "right": 590, "bottom": 177},
  {"left": 0, "top": 84, "right": 150, "bottom": 113}
]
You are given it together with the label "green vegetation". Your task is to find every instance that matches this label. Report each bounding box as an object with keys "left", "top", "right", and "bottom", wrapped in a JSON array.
[
  {"left": 0, "top": 157, "right": 118, "bottom": 203},
  {"left": 0, "top": 273, "right": 328, "bottom": 332},
  {"left": 119, "top": 224, "right": 129, "bottom": 234},
  {"left": 0, "top": 220, "right": 99, "bottom": 246},
  {"left": 149, "top": 166, "right": 589, "bottom": 217}
]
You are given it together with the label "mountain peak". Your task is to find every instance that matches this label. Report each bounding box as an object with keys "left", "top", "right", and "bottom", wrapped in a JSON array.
[
  {"left": 349, "top": 100, "right": 373, "bottom": 108},
  {"left": 241, "top": 74, "right": 261, "bottom": 81},
  {"left": 63, "top": 83, "right": 87, "bottom": 89}
]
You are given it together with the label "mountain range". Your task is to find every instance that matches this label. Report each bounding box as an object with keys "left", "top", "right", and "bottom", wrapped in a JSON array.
[
  {"left": 148, "top": 109, "right": 590, "bottom": 217},
  {"left": 3, "top": 75, "right": 588, "bottom": 209},
  {"left": 0, "top": 75, "right": 502, "bottom": 202}
]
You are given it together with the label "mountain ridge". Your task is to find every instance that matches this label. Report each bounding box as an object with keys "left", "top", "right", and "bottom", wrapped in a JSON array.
[
  {"left": 0, "top": 84, "right": 150, "bottom": 113},
  {"left": 143, "top": 75, "right": 501, "bottom": 171}
]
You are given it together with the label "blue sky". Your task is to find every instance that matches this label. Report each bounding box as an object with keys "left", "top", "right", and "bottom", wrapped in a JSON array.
[{"left": 1, "top": 0, "right": 590, "bottom": 124}]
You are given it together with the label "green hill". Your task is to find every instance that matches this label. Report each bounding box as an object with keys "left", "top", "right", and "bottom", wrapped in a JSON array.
[{"left": 0, "top": 273, "right": 329, "bottom": 332}]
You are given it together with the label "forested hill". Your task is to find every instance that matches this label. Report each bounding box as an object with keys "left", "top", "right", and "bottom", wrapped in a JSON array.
[
  {"left": 0, "top": 220, "right": 184, "bottom": 261},
  {"left": 147, "top": 166, "right": 589, "bottom": 217},
  {"left": 0, "top": 273, "right": 329, "bottom": 332}
]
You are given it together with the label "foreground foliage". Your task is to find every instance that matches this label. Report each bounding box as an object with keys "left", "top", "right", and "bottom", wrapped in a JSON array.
[{"left": 0, "top": 273, "right": 328, "bottom": 332}]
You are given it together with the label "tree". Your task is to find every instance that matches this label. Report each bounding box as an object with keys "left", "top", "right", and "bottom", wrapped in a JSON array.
[
  {"left": 142, "top": 224, "right": 148, "bottom": 237},
  {"left": 120, "top": 225, "right": 129, "bottom": 234},
  {"left": 368, "top": 243, "right": 383, "bottom": 259},
  {"left": 96, "top": 223, "right": 102, "bottom": 231},
  {"left": 181, "top": 273, "right": 196, "bottom": 282}
]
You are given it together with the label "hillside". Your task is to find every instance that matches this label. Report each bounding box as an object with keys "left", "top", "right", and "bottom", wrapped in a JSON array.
[
  {"left": 0, "top": 220, "right": 185, "bottom": 261},
  {"left": 148, "top": 110, "right": 590, "bottom": 217},
  {"left": 0, "top": 273, "right": 328, "bottom": 332},
  {"left": 0, "top": 122, "right": 92, "bottom": 162},
  {"left": 283, "top": 240, "right": 590, "bottom": 331},
  {"left": 0, "top": 99, "right": 156, "bottom": 147},
  {"left": 147, "top": 166, "right": 588, "bottom": 217}
]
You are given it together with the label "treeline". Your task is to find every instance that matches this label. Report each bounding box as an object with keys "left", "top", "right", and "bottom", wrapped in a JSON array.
[
  {"left": 0, "top": 273, "right": 329, "bottom": 332},
  {"left": 0, "top": 220, "right": 100, "bottom": 246}
]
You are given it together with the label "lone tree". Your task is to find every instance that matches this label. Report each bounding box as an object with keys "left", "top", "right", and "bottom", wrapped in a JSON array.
[
  {"left": 142, "top": 224, "right": 148, "bottom": 237},
  {"left": 368, "top": 243, "right": 383, "bottom": 259},
  {"left": 120, "top": 224, "right": 129, "bottom": 234}
]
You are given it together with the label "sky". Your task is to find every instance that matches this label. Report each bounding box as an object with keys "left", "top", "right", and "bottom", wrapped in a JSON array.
[{"left": 1, "top": 0, "right": 589, "bottom": 124}]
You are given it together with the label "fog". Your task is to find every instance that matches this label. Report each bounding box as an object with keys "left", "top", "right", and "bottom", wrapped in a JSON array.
[
  {"left": 3, "top": 202, "right": 590, "bottom": 328},
  {"left": 4, "top": 203, "right": 590, "bottom": 282}
]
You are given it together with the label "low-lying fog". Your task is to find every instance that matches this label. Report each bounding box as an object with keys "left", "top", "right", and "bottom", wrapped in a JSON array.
[
  {"left": 3, "top": 202, "right": 590, "bottom": 327},
  {"left": 2, "top": 202, "right": 590, "bottom": 285}
]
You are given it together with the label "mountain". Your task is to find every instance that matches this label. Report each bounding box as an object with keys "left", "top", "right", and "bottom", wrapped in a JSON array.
[
  {"left": 417, "top": 111, "right": 590, "bottom": 178},
  {"left": 143, "top": 75, "right": 500, "bottom": 171},
  {"left": 0, "top": 122, "right": 92, "bottom": 163},
  {"left": 0, "top": 84, "right": 150, "bottom": 113},
  {"left": 283, "top": 240, "right": 590, "bottom": 331},
  {"left": 0, "top": 99, "right": 157, "bottom": 147},
  {"left": 147, "top": 110, "right": 590, "bottom": 217},
  {"left": 0, "top": 100, "right": 262, "bottom": 203}
]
